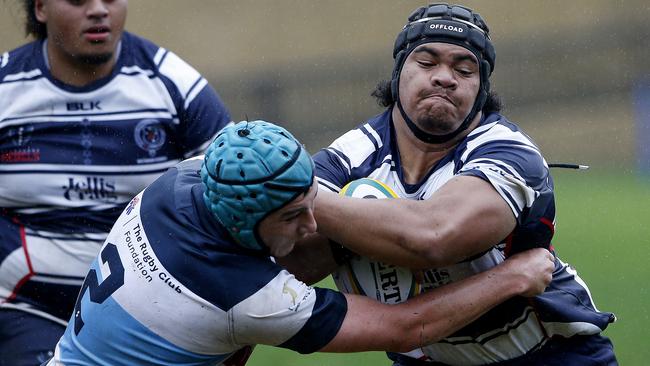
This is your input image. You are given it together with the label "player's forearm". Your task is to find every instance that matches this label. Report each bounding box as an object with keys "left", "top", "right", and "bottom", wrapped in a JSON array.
[
  {"left": 322, "top": 249, "right": 552, "bottom": 353},
  {"left": 315, "top": 190, "right": 451, "bottom": 268},
  {"left": 390, "top": 259, "right": 529, "bottom": 350},
  {"left": 315, "top": 177, "right": 515, "bottom": 269}
]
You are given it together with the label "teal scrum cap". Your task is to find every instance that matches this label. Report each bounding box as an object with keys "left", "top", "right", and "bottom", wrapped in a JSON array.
[{"left": 200, "top": 121, "right": 314, "bottom": 251}]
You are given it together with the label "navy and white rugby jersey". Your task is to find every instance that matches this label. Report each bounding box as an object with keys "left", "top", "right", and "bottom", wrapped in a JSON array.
[
  {"left": 314, "top": 109, "right": 615, "bottom": 365},
  {"left": 0, "top": 32, "right": 230, "bottom": 324},
  {"left": 49, "top": 158, "right": 347, "bottom": 366}
]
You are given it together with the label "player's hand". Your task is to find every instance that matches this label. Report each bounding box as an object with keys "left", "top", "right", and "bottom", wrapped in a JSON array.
[{"left": 503, "top": 248, "right": 555, "bottom": 297}]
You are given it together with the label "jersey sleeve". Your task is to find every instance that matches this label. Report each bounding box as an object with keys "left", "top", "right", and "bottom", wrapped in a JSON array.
[
  {"left": 457, "top": 129, "right": 551, "bottom": 221},
  {"left": 229, "top": 270, "right": 347, "bottom": 354},
  {"left": 156, "top": 49, "right": 231, "bottom": 158},
  {"left": 313, "top": 147, "right": 351, "bottom": 193},
  {"left": 177, "top": 84, "right": 231, "bottom": 158},
  {"left": 313, "top": 125, "right": 379, "bottom": 193}
]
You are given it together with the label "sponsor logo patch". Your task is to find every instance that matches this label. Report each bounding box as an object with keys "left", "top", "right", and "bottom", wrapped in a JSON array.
[
  {"left": 1, "top": 125, "right": 40, "bottom": 162},
  {"left": 0, "top": 149, "right": 40, "bottom": 162},
  {"left": 125, "top": 196, "right": 140, "bottom": 215},
  {"left": 61, "top": 176, "right": 117, "bottom": 201},
  {"left": 429, "top": 22, "right": 464, "bottom": 33}
]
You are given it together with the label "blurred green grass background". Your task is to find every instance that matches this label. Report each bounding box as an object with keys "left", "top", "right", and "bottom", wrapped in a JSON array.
[{"left": 248, "top": 169, "right": 650, "bottom": 366}]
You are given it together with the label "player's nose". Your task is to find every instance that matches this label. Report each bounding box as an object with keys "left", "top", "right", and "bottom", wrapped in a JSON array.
[
  {"left": 430, "top": 64, "right": 457, "bottom": 89},
  {"left": 86, "top": 0, "right": 109, "bottom": 18},
  {"left": 299, "top": 209, "right": 317, "bottom": 237}
]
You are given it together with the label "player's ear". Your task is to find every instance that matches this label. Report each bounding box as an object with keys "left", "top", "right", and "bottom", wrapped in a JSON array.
[{"left": 34, "top": 0, "right": 48, "bottom": 23}]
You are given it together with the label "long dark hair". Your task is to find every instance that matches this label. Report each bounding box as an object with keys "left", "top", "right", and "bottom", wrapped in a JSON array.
[
  {"left": 371, "top": 79, "right": 503, "bottom": 114},
  {"left": 22, "top": 0, "right": 47, "bottom": 39}
]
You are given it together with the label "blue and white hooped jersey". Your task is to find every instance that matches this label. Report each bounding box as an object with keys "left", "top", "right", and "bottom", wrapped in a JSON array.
[
  {"left": 314, "top": 109, "right": 615, "bottom": 365},
  {"left": 49, "top": 158, "right": 347, "bottom": 365},
  {"left": 0, "top": 32, "right": 230, "bottom": 323}
]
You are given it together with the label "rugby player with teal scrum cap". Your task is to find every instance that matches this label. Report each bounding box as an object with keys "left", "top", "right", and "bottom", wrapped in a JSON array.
[{"left": 46, "top": 120, "right": 553, "bottom": 365}]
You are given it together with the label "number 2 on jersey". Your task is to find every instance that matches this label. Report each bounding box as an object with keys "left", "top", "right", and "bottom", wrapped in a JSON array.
[{"left": 73, "top": 242, "right": 125, "bottom": 335}]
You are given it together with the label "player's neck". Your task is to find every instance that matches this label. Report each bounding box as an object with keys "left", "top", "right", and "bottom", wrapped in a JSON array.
[
  {"left": 396, "top": 132, "right": 451, "bottom": 184},
  {"left": 45, "top": 42, "right": 117, "bottom": 87},
  {"left": 392, "top": 108, "right": 479, "bottom": 184}
]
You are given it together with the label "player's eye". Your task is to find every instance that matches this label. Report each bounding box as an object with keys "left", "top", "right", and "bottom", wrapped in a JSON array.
[
  {"left": 417, "top": 60, "right": 436, "bottom": 68},
  {"left": 282, "top": 211, "right": 302, "bottom": 222}
]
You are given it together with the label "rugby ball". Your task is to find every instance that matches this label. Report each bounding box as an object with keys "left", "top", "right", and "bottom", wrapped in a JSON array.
[{"left": 331, "top": 178, "right": 421, "bottom": 304}]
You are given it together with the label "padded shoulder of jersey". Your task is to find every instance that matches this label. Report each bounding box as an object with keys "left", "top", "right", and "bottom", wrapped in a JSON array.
[
  {"left": 123, "top": 32, "right": 205, "bottom": 101},
  {"left": 0, "top": 41, "right": 43, "bottom": 79}
]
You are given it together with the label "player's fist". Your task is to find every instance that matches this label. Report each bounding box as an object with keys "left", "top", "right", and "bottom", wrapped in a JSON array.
[{"left": 503, "top": 248, "right": 555, "bottom": 297}]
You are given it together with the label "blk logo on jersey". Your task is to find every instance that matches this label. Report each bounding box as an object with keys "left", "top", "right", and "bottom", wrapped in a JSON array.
[
  {"left": 135, "top": 119, "right": 166, "bottom": 158},
  {"left": 61, "top": 177, "right": 117, "bottom": 201},
  {"left": 66, "top": 101, "right": 102, "bottom": 111}
]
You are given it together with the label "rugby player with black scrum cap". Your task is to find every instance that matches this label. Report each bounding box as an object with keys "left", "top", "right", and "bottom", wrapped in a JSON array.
[{"left": 308, "top": 3, "right": 618, "bottom": 365}]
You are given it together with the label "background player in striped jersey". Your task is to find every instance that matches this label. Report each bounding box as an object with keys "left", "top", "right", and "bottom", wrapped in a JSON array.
[
  {"left": 306, "top": 3, "right": 617, "bottom": 365},
  {"left": 46, "top": 121, "right": 553, "bottom": 366},
  {"left": 0, "top": 1, "right": 230, "bottom": 364}
]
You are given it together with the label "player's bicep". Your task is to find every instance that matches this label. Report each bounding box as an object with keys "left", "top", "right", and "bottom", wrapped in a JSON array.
[
  {"left": 460, "top": 143, "right": 549, "bottom": 220},
  {"left": 429, "top": 175, "right": 516, "bottom": 258}
]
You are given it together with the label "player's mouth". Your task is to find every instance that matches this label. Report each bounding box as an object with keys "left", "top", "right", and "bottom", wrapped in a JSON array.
[
  {"left": 83, "top": 26, "right": 111, "bottom": 43},
  {"left": 423, "top": 93, "right": 455, "bottom": 106},
  {"left": 423, "top": 93, "right": 456, "bottom": 106}
]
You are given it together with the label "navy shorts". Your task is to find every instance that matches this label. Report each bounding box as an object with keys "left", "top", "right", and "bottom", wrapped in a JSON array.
[
  {"left": 390, "top": 334, "right": 618, "bottom": 366},
  {"left": 0, "top": 309, "right": 65, "bottom": 366}
]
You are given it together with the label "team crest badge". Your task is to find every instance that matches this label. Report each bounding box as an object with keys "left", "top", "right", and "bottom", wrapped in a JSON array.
[{"left": 135, "top": 119, "right": 166, "bottom": 157}]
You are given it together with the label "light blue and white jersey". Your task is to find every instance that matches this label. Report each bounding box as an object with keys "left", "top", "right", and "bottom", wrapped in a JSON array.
[
  {"left": 314, "top": 109, "right": 615, "bottom": 365},
  {"left": 0, "top": 32, "right": 230, "bottom": 324},
  {"left": 48, "top": 158, "right": 347, "bottom": 365}
]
